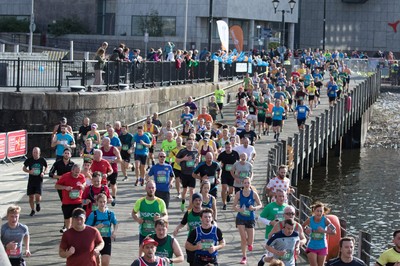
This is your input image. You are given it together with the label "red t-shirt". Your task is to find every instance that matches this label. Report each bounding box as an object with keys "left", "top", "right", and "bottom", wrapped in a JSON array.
[
  {"left": 90, "top": 159, "right": 113, "bottom": 185},
  {"left": 82, "top": 185, "right": 111, "bottom": 217},
  {"left": 60, "top": 226, "right": 103, "bottom": 266},
  {"left": 56, "top": 172, "right": 86, "bottom": 205}
]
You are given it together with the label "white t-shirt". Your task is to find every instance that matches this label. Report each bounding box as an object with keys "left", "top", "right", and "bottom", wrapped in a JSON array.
[
  {"left": 233, "top": 145, "right": 256, "bottom": 161},
  {"left": 266, "top": 176, "right": 291, "bottom": 202}
]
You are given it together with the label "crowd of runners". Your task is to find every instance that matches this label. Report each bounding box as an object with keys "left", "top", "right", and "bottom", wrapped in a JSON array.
[{"left": 2, "top": 48, "right": 399, "bottom": 266}]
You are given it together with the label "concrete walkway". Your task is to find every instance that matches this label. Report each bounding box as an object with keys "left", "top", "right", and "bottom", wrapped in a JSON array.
[{"left": 0, "top": 76, "right": 366, "bottom": 265}]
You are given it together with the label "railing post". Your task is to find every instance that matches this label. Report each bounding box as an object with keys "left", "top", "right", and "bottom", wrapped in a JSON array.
[
  {"left": 15, "top": 57, "right": 20, "bottom": 92},
  {"left": 81, "top": 59, "right": 86, "bottom": 87},
  {"left": 58, "top": 59, "right": 62, "bottom": 92},
  {"left": 358, "top": 231, "right": 371, "bottom": 265},
  {"left": 106, "top": 61, "right": 110, "bottom": 91}
]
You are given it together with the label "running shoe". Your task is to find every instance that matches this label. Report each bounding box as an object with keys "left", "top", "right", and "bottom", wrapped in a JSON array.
[
  {"left": 240, "top": 257, "right": 247, "bottom": 264},
  {"left": 36, "top": 204, "right": 41, "bottom": 212},
  {"left": 122, "top": 176, "right": 128, "bottom": 181},
  {"left": 60, "top": 226, "right": 67, "bottom": 233},
  {"left": 29, "top": 210, "right": 35, "bottom": 216},
  {"left": 248, "top": 245, "right": 253, "bottom": 251},
  {"left": 226, "top": 194, "right": 231, "bottom": 203},
  {"left": 222, "top": 204, "right": 226, "bottom": 210},
  {"left": 180, "top": 203, "right": 185, "bottom": 212},
  {"left": 135, "top": 179, "right": 139, "bottom": 186}
]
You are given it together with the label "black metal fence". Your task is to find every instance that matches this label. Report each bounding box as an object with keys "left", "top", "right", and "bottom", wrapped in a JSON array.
[{"left": 0, "top": 58, "right": 261, "bottom": 92}]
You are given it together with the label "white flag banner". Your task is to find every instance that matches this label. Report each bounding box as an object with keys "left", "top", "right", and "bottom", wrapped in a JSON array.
[{"left": 216, "top": 20, "right": 229, "bottom": 51}]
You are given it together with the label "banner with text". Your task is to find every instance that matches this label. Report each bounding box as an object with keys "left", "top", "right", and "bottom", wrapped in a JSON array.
[
  {"left": 0, "top": 133, "right": 6, "bottom": 161},
  {"left": 7, "top": 130, "right": 27, "bottom": 159}
]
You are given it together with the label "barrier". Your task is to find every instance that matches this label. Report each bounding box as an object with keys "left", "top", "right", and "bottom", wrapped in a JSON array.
[{"left": 0, "top": 130, "right": 28, "bottom": 165}]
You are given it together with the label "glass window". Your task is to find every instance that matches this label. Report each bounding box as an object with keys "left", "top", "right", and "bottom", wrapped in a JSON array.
[{"left": 131, "top": 16, "right": 176, "bottom": 36}]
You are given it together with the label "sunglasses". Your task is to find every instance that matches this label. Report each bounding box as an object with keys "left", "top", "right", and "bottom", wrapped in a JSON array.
[
  {"left": 159, "top": 156, "right": 166, "bottom": 158},
  {"left": 284, "top": 212, "right": 295, "bottom": 215}
]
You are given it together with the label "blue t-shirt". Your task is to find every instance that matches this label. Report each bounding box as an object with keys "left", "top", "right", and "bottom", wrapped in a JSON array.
[
  {"left": 272, "top": 106, "right": 285, "bottom": 121},
  {"left": 148, "top": 163, "right": 174, "bottom": 192},
  {"left": 110, "top": 136, "right": 121, "bottom": 148},
  {"left": 181, "top": 113, "right": 194, "bottom": 124},
  {"left": 273, "top": 91, "right": 286, "bottom": 100},
  {"left": 85, "top": 209, "right": 117, "bottom": 237},
  {"left": 295, "top": 105, "right": 310, "bottom": 119},
  {"left": 133, "top": 133, "right": 151, "bottom": 155},
  {"left": 55, "top": 133, "right": 74, "bottom": 156},
  {"left": 327, "top": 84, "right": 338, "bottom": 97}
]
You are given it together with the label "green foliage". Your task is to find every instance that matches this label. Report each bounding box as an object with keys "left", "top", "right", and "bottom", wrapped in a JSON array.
[
  {"left": 0, "top": 17, "right": 29, "bottom": 32},
  {"left": 138, "top": 10, "right": 163, "bottom": 37},
  {"left": 48, "top": 17, "right": 89, "bottom": 36},
  {"left": 268, "top": 42, "right": 280, "bottom": 50}
]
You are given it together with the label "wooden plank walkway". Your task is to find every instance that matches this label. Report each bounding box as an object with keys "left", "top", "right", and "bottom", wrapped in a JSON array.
[{"left": 0, "top": 75, "right": 368, "bottom": 265}]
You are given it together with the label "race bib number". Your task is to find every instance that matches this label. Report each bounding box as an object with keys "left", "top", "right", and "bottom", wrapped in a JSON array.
[
  {"left": 122, "top": 144, "right": 129, "bottom": 151},
  {"left": 186, "top": 160, "right": 195, "bottom": 167},
  {"left": 92, "top": 205, "right": 98, "bottom": 212},
  {"left": 208, "top": 176, "right": 215, "bottom": 184},
  {"left": 201, "top": 240, "right": 213, "bottom": 250},
  {"left": 281, "top": 250, "right": 293, "bottom": 261},
  {"left": 142, "top": 220, "right": 154, "bottom": 232},
  {"left": 99, "top": 225, "right": 110, "bottom": 236},
  {"left": 201, "top": 156, "right": 206, "bottom": 162},
  {"left": 239, "top": 172, "right": 248, "bottom": 178},
  {"left": 225, "top": 164, "right": 233, "bottom": 171},
  {"left": 136, "top": 144, "right": 144, "bottom": 150},
  {"left": 266, "top": 113, "right": 272, "bottom": 117},
  {"left": 157, "top": 174, "right": 167, "bottom": 183},
  {"left": 241, "top": 209, "right": 251, "bottom": 216},
  {"left": 311, "top": 232, "right": 324, "bottom": 240},
  {"left": 7, "top": 248, "right": 21, "bottom": 256},
  {"left": 32, "top": 168, "right": 41, "bottom": 176},
  {"left": 69, "top": 190, "right": 80, "bottom": 199},
  {"left": 249, "top": 107, "right": 254, "bottom": 113}
]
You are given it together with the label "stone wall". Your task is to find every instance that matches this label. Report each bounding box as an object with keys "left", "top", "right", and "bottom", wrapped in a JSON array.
[{"left": 0, "top": 81, "right": 241, "bottom": 157}]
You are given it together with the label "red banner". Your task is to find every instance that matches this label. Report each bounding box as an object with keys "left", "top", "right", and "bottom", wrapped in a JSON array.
[
  {"left": 7, "top": 130, "right": 27, "bottom": 159},
  {"left": 0, "top": 133, "right": 6, "bottom": 160}
]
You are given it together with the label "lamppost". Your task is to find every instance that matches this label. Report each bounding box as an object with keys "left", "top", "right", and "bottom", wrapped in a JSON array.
[
  {"left": 272, "top": 0, "right": 296, "bottom": 48},
  {"left": 256, "top": 25, "right": 262, "bottom": 53},
  {"left": 208, "top": 0, "right": 213, "bottom": 52}
]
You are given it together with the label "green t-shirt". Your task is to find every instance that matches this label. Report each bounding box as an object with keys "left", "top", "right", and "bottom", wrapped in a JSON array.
[
  {"left": 187, "top": 210, "right": 202, "bottom": 235},
  {"left": 150, "top": 233, "right": 174, "bottom": 263},
  {"left": 133, "top": 197, "right": 167, "bottom": 236},
  {"left": 161, "top": 139, "right": 177, "bottom": 162},
  {"left": 214, "top": 89, "right": 225, "bottom": 103},
  {"left": 259, "top": 202, "right": 287, "bottom": 239}
]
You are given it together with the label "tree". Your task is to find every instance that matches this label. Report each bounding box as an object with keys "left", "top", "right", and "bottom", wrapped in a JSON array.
[
  {"left": 0, "top": 17, "right": 29, "bottom": 32},
  {"left": 48, "top": 17, "right": 89, "bottom": 37},
  {"left": 138, "top": 10, "right": 163, "bottom": 37}
]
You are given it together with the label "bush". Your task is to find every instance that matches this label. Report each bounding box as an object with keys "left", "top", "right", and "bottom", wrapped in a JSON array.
[
  {"left": 0, "top": 17, "right": 30, "bottom": 32},
  {"left": 48, "top": 17, "right": 89, "bottom": 36},
  {"left": 268, "top": 42, "right": 280, "bottom": 50}
]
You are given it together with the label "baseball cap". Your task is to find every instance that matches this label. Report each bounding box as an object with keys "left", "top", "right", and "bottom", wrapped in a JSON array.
[
  {"left": 60, "top": 117, "right": 67, "bottom": 122},
  {"left": 91, "top": 123, "right": 98, "bottom": 128},
  {"left": 142, "top": 237, "right": 158, "bottom": 247},
  {"left": 72, "top": 208, "right": 86, "bottom": 219},
  {"left": 192, "top": 192, "right": 203, "bottom": 202}
]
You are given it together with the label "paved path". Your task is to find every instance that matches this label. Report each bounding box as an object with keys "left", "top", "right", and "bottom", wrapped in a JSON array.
[{"left": 0, "top": 76, "right": 366, "bottom": 265}]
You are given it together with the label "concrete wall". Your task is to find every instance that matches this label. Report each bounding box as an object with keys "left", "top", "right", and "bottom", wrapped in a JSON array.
[{"left": 0, "top": 80, "right": 241, "bottom": 156}]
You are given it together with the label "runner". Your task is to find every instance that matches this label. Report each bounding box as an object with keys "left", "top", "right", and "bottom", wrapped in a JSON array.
[
  {"left": 144, "top": 116, "right": 160, "bottom": 169},
  {"left": 326, "top": 237, "right": 366, "bottom": 266},
  {"left": 86, "top": 193, "right": 118, "bottom": 266},
  {"left": 374, "top": 230, "right": 400, "bottom": 266},
  {"left": 131, "top": 125, "right": 152, "bottom": 186},
  {"left": 1, "top": 205, "right": 31, "bottom": 266},
  {"left": 185, "top": 208, "right": 225, "bottom": 266},
  {"left": 131, "top": 181, "right": 168, "bottom": 245},
  {"left": 82, "top": 172, "right": 112, "bottom": 217},
  {"left": 233, "top": 177, "right": 263, "bottom": 264},
  {"left": 23, "top": 147, "right": 47, "bottom": 216},
  {"left": 175, "top": 138, "right": 199, "bottom": 211},
  {"left": 146, "top": 152, "right": 175, "bottom": 208},
  {"left": 192, "top": 152, "right": 221, "bottom": 199},
  {"left": 199, "top": 180, "right": 217, "bottom": 222},
  {"left": 119, "top": 124, "right": 134, "bottom": 182},
  {"left": 266, "top": 165, "right": 294, "bottom": 202},
  {"left": 217, "top": 141, "right": 240, "bottom": 210},
  {"left": 130, "top": 237, "right": 169, "bottom": 266},
  {"left": 294, "top": 100, "right": 311, "bottom": 131},
  {"left": 230, "top": 153, "right": 253, "bottom": 193},
  {"left": 101, "top": 137, "right": 122, "bottom": 206},
  {"left": 302, "top": 202, "right": 337, "bottom": 266},
  {"left": 214, "top": 85, "right": 225, "bottom": 119},
  {"left": 168, "top": 136, "right": 185, "bottom": 198},
  {"left": 272, "top": 99, "right": 285, "bottom": 142}
]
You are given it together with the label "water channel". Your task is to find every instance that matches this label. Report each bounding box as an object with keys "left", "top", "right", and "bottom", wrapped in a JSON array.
[{"left": 297, "top": 92, "right": 400, "bottom": 258}]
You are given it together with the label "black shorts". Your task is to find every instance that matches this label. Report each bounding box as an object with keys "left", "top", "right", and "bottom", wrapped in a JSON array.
[
  {"left": 265, "top": 117, "right": 272, "bottom": 125},
  {"left": 181, "top": 173, "right": 196, "bottom": 188},
  {"left": 107, "top": 172, "right": 118, "bottom": 185},
  {"left": 272, "top": 120, "right": 282, "bottom": 127},
  {"left": 194, "top": 254, "right": 218, "bottom": 266},
  {"left": 9, "top": 257, "right": 25, "bottom": 266},
  {"left": 217, "top": 103, "right": 223, "bottom": 110},
  {"left": 120, "top": 150, "right": 131, "bottom": 162},
  {"left": 297, "top": 118, "right": 306, "bottom": 127},
  {"left": 149, "top": 146, "right": 155, "bottom": 153},
  {"left": 221, "top": 172, "right": 234, "bottom": 186},
  {"left": 62, "top": 203, "right": 83, "bottom": 219},
  {"left": 329, "top": 96, "right": 336, "bottom": 102},
  {"left": 134, "top": 154, "right": 147, "bottom": 165},
  {"left": 235, "top": 217, "right": 256, "bottom": 228},
  {"left": 173, "top": 168, "right": 181, "bottom": 178},
  {"left": 155, "top": 190, "right": 170, "bottom": 209},
  {"left": 257, "top": 114, "right": 266, "bottom": 123},
  {"left": 27, "top": 182, "right": 42, "bottom": 195},
  {"left": 309, "top": 95, "right": 315, "bottom": 101},
  {"left": 100, "top": 237, "right": 112, "bottom": 255}
]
